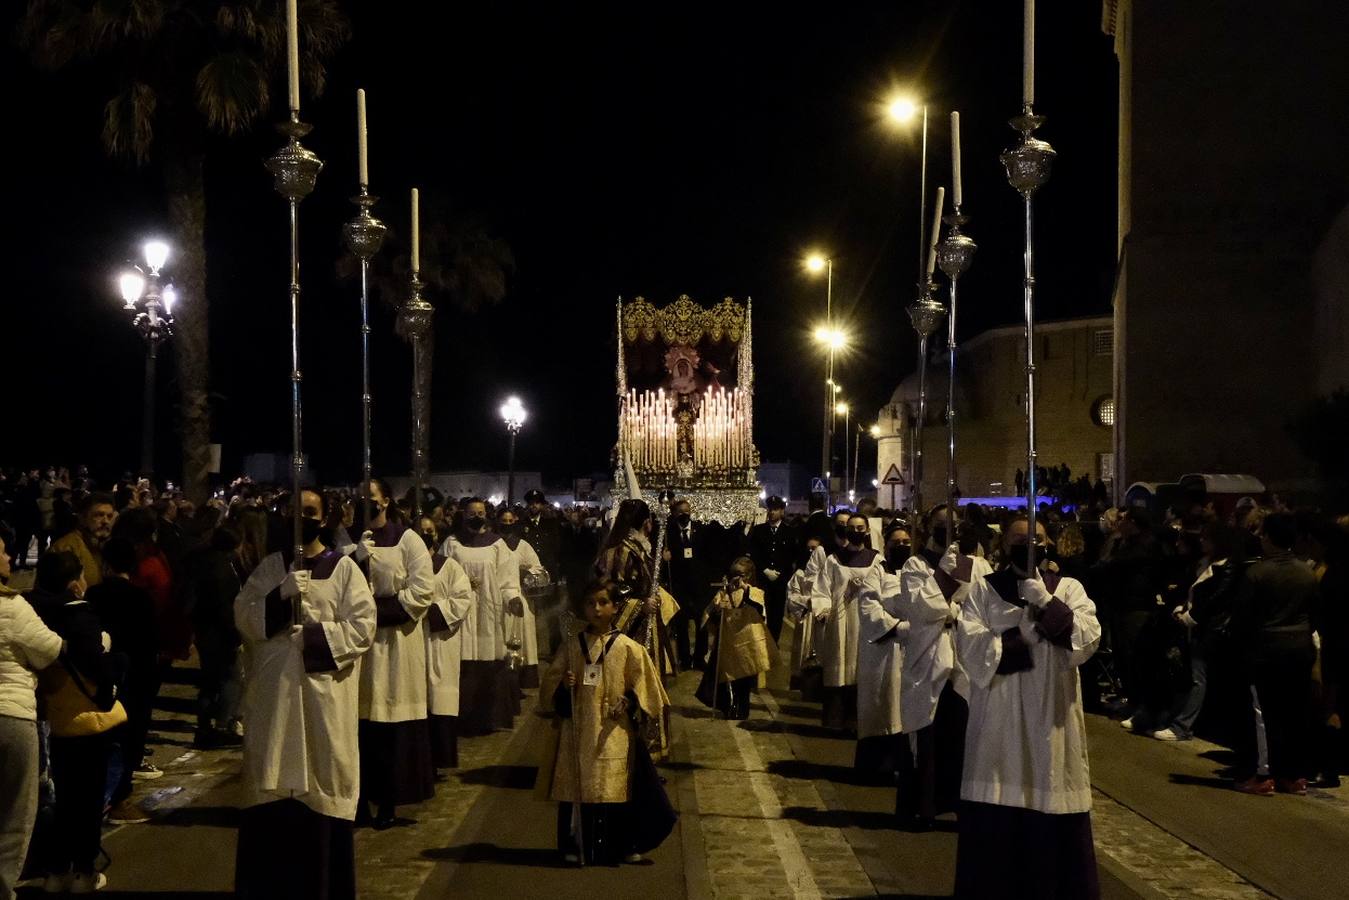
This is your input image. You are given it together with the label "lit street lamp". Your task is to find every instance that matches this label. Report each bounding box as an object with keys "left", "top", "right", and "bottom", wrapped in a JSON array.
[
  {"left": 835, "top": 400, "right": 850, "bottom": 505},
  {"left": 499, "top": 396, "right": 527, "bottom": 506},
  {"left": 118, "top": 240, "right": 176, "bottom": 478},
  {"left": 806, "top": 253, "right": 839, "bottom": 501}
]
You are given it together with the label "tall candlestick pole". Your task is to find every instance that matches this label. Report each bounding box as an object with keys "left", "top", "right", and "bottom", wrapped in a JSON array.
[
  {"left": 950, "top": 111, "right": 963, "bottom": 209},
  {"left": 265, "top": 110, "right": 323, "bottom": 608},
  {"left": 926, "top": 186, "right": 946, "bottom": 278},
  {"left": 1023, "top": 0, "right": 1035, "bottom": 107},
  {"left": 286, "top": 0, "right": 300, "bottom": 113},
  {"left": 410, "top": 187, "right": 421, "bottom": 274},
  {"left": 1002, "top": 101, "right": 1055, "bottom": 571},
  {"left": 356, "top": 88, "right": 369, "bottom": 188},
  {"left": 938, "top": 201, "right": 977, "bottom": 547},
  {"left": 399, "top": 274, "right": 435, "bottom": 517},
  {"left": 907, "top": 292, "right": 945, "bottom": 516}
]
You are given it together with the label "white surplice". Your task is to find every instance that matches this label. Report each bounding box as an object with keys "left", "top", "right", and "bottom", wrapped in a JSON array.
[
  {"left": 427, "top": 555, "right": 474, "bottom": 717},
  {"left": 857, "top": 567, "right": 907, "bottom": 738},
  {"left": 503, "top": 537, "right": 547, "bottom": 669},
  {"left": 359, "top": 528, "right": 436, "bottom": 722},
  {"left": 956, "top": 571, "right": 1101, "bottom": 814},
  {"left": 441, "top": 535, "right": 523, "bottom": 663},
  {"left": 235, "top": 552, "right": 375, "bottom": 819},
  {"left": 810, "top": 549, "right": 883, "bottom": 688}
]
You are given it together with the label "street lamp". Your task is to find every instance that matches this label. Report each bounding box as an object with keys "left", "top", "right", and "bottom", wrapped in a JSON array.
[
  {"left": 499, "top": 395, "right": 527, "bottom": 506},
  {"left": 118, "top": 240, "right": 176, "bottom": 478},
  {"left": 807, "top": 252, "right": 838, "bottom": 501},
  {"left": 835, "top": 401, "right": 850, "bottom": 504}
]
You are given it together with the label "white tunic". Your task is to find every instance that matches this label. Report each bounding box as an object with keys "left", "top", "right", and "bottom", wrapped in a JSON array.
[
  {"left": 810, "top": 549, "right": 883, "bottom": 688},
  {"left": 786, "top": 566, "right": 817, "bottom": 676},
  {"left": 895, "top": 549, "right": 994, "bottom": 730},
  {"left": 235, "top": 552, "right": 375, "bottom": 819},
  {"left": 956, "top": 572, "right": 1101, "bottom": 814},
  {"left": 441, "top": 535, "right": 523, "bottom": 663},
  {"left": 358, "top": 528, "right": 436, "bottom": 722},
  {"left": 426, "top": 555, "right": 474, "bottom": 716},
  {"left": 857, "top": 567, "right": 907, "bottom": 738},
  {"left": 503, "top": 538, "right": 547, "bottom": 669}
]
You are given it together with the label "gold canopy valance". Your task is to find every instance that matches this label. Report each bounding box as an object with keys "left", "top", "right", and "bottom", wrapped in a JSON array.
[{"left": 622, "top": 295, "right": 747, "bottom": 346}]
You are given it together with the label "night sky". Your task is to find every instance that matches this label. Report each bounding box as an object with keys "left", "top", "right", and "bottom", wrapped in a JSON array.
[{"left": 7, "top": 1, "right": 1118, "bottom": 488}]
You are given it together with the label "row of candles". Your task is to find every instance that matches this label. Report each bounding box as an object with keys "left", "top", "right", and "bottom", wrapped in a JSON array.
[
  {"left": 621, "top": 389, "right": 678, "bottom": 471},
  {"left": 692, "top": 387, "right": 752, "bottom": 472}
]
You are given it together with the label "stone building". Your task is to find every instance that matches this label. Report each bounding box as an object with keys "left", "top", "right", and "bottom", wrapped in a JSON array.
[
  {"left": 875, "top": 316, "right": 1115, "bottom": 510},
  {"left": 1101, "top": 1, "right": 1347, "bottom": 500}
]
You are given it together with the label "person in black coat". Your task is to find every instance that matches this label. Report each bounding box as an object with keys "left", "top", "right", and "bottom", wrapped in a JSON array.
[
  {"left": 748, "top": 497, "right": 797, "bottom": 641},
  {"left": 665, "top": 499, "right": 715, "bottom": 670}
]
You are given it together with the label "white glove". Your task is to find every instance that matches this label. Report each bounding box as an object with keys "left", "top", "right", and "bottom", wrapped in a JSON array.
[
  {"left": 100, "top": 631, "right": 112, "bottom": 653},
  {"left": 890, "top": 621, "right": 911, "bottom": 643},
  {"left": 764, "top": 569, "right": 780, "bottom": 582},
  {"left": 939, "top": 543, "right": 961, "bottom": 575},
  {"left": 281, "top": 570, "right": 311, "bottom": 599},
  {"left": 1017, "top": 575, "right": 1053, "bottom": 609},
  {"left": 354, "top": 532, "right": 375, "bottom": 563}
]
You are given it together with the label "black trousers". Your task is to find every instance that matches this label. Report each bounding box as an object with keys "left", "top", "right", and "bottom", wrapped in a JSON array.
[
  {"left": 111, "top": 671, "right": 159, "bottom": 806},
  {"left": 762, "top": 579, "right": 788, "bottom": 642},
  {"left": 236, "top": 799, "right": 355, "bottom": 900},
  {"left": 1250, "top": 650, "right": 1314, "bottom": 781},
  {"left": 670, "top": 593, "right": 708, "bottom": 669},
  {"left": 47, "top": 733, "right": 113, "bottom": 875}
]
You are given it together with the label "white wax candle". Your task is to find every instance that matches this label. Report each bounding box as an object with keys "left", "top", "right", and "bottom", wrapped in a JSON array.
[
  {"left": 950, "top": 111, "right": 963, "bottom": 209},
  {"left": 410, "top": 187, "right": 420, "bottom": 274},
  {"left": 357, "top": 89, "right": 369, "bottom": 187},
  {"left": 286, "top": 0, "right": 300, "bottom": 112},
  {"left": 926, "top": 186, "right": 945, "bottom": 277},
  {"left": 1023, "top": 0, "right": 1035, "bottom": 106}
]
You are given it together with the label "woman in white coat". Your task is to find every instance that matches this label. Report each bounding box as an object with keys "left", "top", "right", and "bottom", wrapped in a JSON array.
[
  {"left": 416, "top": 517, "right": 474, "bottom": 771},
  {"left": 352, "top": 478, "right": 437, "bottom": 828},
  {"left": 810, "top": 513, "right": 882, "bottom": 731},
  {"left": 954, "top": 516, "right": 1102, "bottom": 899},
  {"left": 234, "top": 490, "right": 376, "bottom": 900}
]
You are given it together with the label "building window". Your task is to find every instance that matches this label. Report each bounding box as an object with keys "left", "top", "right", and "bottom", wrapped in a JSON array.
[
  {"left": 1092, "top": 328, "right": 1113, "bottom": 356},
  {"left": 1092, "top": 395, "right": 1115, "bottom": 427}
]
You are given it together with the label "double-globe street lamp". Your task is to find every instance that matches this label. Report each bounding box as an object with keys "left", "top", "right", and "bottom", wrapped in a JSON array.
[
  {"left": 807, "top": 253, "right": 848, "bottom": 504},
  {"left": 499, "top": 396, "right": 527, "bottom": 506},
  {"left": 118, "top": 240, "right": 176, "bottom": 478}
]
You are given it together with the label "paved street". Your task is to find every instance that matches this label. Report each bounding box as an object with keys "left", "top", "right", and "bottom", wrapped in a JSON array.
[{"left": 21, "top": 621, "right": 1348, "bottom": 899}]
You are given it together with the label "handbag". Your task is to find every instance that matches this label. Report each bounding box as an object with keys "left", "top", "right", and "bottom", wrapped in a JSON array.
[{"left": 41, "top": 660, "right": 127, "bottom": 738}]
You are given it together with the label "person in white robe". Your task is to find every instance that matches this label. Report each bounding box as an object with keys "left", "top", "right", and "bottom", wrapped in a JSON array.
[
  {"left": 953, "top": 516, "right": 1102, "bottom": 899},
  {"left": 415, "top": 517, "right": 473, "bottom": 771},
  {"left": 442, "top": 498, "right": 524, "bottom": 736},
  {"left": 351, "top": 478, "right": 436, "bottom": 828},
  {"left": 854, "top": 524, "right": 913, "bottom": 780},
  {"left": 234, "top": 490, "right": 376, "bottom": 900},
  {"left": 497, "top": 507, "right": 548, "bottom": 688},
  {"left": 787, "top": 511, "right": 851, "bottom": 698},
  {"left": 810, "top": 513, "right": 882, "bottom": 731}
]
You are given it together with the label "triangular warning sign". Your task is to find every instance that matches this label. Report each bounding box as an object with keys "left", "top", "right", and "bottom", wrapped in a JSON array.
[{"left": 881, "top": 464, "right": 905, "bottom": 485}]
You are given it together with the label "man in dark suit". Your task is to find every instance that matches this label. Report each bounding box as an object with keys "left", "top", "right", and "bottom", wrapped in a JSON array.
[
  {"left": 801, "top": 492, "right": 833, "bottom": 569},
  {"left": 665, "top": 497, "right": 714, "bottom": 670},
  {"left": 749, "top": 496, "right": 797, "bottom": 640},
  {"left": 520, "top": 489, "right": 562, "bottom": 576}
]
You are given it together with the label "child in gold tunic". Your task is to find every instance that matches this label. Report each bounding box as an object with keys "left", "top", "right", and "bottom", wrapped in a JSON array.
[
  {"left": 697, "top": 558, "right": 777, "bottom": 719},
  {"left": 536, "top": 580, "right": 673, "bottom": 865}
]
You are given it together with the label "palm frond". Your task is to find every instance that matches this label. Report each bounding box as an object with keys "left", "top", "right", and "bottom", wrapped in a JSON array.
[
  {"left": 195, "top": 51, "right": 268, "bottom": 135},
  {"left": 102, "top": 80, "right": 157, "bottom": 163},
  {"left": 17, "top": 0, "right": 92, "bottom": 69},
  {"left": 87, "top": 0, "right": 166, "bottom": 53}
]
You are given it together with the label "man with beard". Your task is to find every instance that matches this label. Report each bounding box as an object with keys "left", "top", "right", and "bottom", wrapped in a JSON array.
[{"left": 48, "top": 492, "right": 116, "bottom": 586}]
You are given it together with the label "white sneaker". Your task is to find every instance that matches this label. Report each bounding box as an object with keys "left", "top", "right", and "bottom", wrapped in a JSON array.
[
  {"left": 42, "top": 872, "right": 70, "bottom": 894},
  {"left": 132, "top": 763, "right": 164, "bottom": 780},
  {"left": 1119, "top": 717, "right": 1135, "bottom": 731},
  {"left": 563, "top": 853, "right": 579, "bottom": 864},
  {"left": 1151, "top": 727, "right": 1186, "bottom": 742},
  {"left": 623, "top": 853, "right": 643, "bottom": 864},
  {"left": 69, "top": 872, "right": 107, "bottom": 893}
]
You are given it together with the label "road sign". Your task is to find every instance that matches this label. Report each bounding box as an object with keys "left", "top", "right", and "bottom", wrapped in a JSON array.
[
  {"left": 881, "top": 464, "right": 905, "bottom": 485},
  {"left": 810, "top": 477, "right": 828, "bottom": 494}
]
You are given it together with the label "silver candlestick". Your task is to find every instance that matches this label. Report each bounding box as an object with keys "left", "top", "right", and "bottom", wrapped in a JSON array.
[
  {"left": 1000, "top": 108, "right": 1055, "bottom": 571},
  {"left": 906, "top": 286, "right": 946, "bottom": 516},
  {"left": 937, "top": 210, "right": 977, "bottom": 544},
  {"left": 265, "top": 114, "right": 323, "bottom": 601},
  {"left": 342, "top": 190, "right": 387, "bottom": 524},
  {"left": 398, "top": 273, "right": 435, "bottom": 518}
]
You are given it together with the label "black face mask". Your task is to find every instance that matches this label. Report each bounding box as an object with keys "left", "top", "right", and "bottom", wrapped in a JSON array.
[
  {"left": 931, "top": 526, "right": 949, "bottom": 548},
  {"left": 499, "top": 523, "right": 519, "bottom": 535},
  {"left": 466, "top": 515, "right": 486, "bottom": 531},
  {"left": 1007, "top": 542, "right": 1048, "bottom": 573},
  {"left": 886, "top": 545, "right": 912, "bottom": 569},
  {"left": 300, "top": 517, "right": 323, "bottom": 546},
  {"left": 835, "top": 523, "right": 849, "bottom": 539},
  {"left": 847, "top": 532, "right": 867, "bottom": 547},
  {"left": 958, "top": 531, "right": 980, "bottom": 555},
  {"left": 676, "top": 512, "right": 691, "bottom": 527},
  {"left": 420, "top": 531, "right": 437, "bottom": 552}
]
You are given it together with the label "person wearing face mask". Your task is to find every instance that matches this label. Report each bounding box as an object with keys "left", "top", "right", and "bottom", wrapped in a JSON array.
[
  {"left": 749, "top": 496, "right": 796, "bottom": 642},
  {"left": 953, "top": 517, "right": 1102, "bottom": 899},
  {"left": 810, "top": 513, "right": 882, "bottom": 731},
  {"left": 788, "top": 509, "right": 854, "bottom": 700},
  {"left": 441, "top": 499, "right": 525, "bottom": 736},
  {"left": 233, "top": 490, "right": 376, "bottom": 900},
  {"left": 350, "top": 478, "right": 437, "bottom": 829},
  {"left": 886, "top": 507, "right": 993, "bottom": 827},
  {"left": 855, "top": 525, "right": 912, "bottom": 782},
  {"left": 418, "top": 517, "right": 474, "bottom": 773},
  {"left": 496, "top": 509, "right": 548, "bottom": 688},
  {"left": 663, "top": 498, "right": 711, "bottom": 671}
]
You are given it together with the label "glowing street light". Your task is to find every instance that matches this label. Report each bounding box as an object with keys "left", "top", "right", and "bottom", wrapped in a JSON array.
[
  {"left": 805, "top": 253, "right": 828, "bottom": 274},
  {"left": 807, "top": 252, "right": 839, "bottom": 499},
  {"left": 887, "top": 95, "right": 919, "bottom": 124},
  {"left": 142, "top": 239, "right": 170, "bottom": 274},
  {"left": 499, "top": 396, "right": 528, "bottom": 505},
  {"left": 116, "top": 239, "right": 177, "bottom": 477}
]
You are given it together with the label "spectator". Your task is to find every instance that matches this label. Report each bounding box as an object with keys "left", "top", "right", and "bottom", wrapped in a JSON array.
[
  {"left": 185, "top": 525, "right": 244, "bottom": 748},
  {"left": 1229, "top": 512, "right": 1319, "bottom": 795},
  {"left": 113, "top": 508, "right": 188, "bottom": 664},
  {"left": 47, "top": 492, "right": 116, "bottom": 587},
  {"left": 0, "top": 525, "right": 64, "bottom": 899}
]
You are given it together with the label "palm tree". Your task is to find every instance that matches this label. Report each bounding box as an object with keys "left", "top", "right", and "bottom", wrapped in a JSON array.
[{"left": 19, "top": 0, "right": 350, "bottom": 503}]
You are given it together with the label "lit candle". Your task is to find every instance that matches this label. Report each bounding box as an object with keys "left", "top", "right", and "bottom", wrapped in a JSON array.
[
  {"left": 1023, "top": 0, "right": 1035, "bottom": 107},
  {"left": 357, "top": 89, "right": 369, "bottom": 188},
  {"left": 950, "top": 111, "right": 962, "bottom": 209},
  {"left": 286, "top": 0, "right": 300, "bottom": 113},
  {"left": 410, "top": 187, "right": 420, "bottom": 274},
  {"left": 926, "top": 186, "right": 945, "bottom": 278}
]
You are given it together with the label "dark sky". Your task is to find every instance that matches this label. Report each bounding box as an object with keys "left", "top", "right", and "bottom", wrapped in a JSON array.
[{"left": 7, "top": 1, "right": 1118, "bottom": 487}]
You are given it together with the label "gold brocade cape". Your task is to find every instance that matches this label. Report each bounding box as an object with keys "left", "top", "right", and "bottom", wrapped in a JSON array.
[
  {"left": 534, "top": 630, "right": 670, "bottom": 804},
  {"left": 703, "top": 586, "right": 777, "bottom": 683}
]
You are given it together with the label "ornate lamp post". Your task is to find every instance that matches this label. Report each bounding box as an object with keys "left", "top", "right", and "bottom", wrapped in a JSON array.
[
  {"left": 500, "top": 396, "right": 527, "bottom": 506},
  {"left": 806, "top": 254, "right": 840, "bottom": 503},
  {"left": 118, "top": 241, "right": 176, "bottom": 478},
  {"left": 400, "top": 266, "right": 435, "bottom": 519},
  {"left": 906, "top": 289, "right": 945, "bottom": 516}
]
